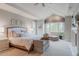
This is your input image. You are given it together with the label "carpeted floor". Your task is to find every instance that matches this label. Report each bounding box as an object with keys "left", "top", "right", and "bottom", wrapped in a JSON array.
[{"left": 42, "top": 40, "right": 77, "bottom": 56}]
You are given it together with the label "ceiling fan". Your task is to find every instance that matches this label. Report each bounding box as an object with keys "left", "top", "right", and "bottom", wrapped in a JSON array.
[{"left": 34, "top": 3, "right": 45, "bottom": 7}]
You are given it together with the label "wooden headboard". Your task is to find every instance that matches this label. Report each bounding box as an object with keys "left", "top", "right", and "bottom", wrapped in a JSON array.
[{"left": 6, "top": 26, "right": 27, "bottom": 38}]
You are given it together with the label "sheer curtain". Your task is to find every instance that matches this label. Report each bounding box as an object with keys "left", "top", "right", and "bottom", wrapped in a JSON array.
[{"left": 46, "top": 22, "right": 64, "bottom": 36}]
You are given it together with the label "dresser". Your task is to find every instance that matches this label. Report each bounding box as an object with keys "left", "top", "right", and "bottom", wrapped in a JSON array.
[{"left": 0, "top": 39, "right": 9, "bottom": 51}]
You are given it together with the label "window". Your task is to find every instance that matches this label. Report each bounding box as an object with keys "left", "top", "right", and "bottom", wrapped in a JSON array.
[
  {"left": 0, "top": 27, "right": 5, "bottom": 37},
  {"left": 46, "top": 22, "right": 64, "bottom": 33},
  {"left": 0, "top": 27, "right": 4, "bottom": 33}
]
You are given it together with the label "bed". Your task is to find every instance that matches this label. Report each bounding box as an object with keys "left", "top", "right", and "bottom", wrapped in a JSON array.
[{"left": 7, "top": 26, "right": 43, "bottom": 52}]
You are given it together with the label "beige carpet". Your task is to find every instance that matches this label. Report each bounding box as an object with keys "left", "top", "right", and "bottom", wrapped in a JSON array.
[
  {"left": 42, "top": 40, "right": 77, "bottom": 56},
  {"left": 0, "top": 40, "right": 77, "bottom": 56}
]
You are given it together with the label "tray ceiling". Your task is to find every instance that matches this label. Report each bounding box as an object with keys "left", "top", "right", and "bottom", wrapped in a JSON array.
[{"left": 5, "top": 3, "right": 79, "bottom": 20}]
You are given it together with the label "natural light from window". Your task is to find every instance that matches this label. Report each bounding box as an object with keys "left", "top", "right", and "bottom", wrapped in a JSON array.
[{"left": 46, "top": 22, "right": 64, "bottom": 33}]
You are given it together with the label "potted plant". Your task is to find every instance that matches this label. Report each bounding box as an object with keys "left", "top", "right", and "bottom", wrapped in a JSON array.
[{"left": 59, "top": 33, "right": 63, "bottom": 40}]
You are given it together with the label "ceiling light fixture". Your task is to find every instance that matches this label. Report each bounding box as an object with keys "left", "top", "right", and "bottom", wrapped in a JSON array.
[{"left": 34, "top": 3, "right": 45, "bottom": 7}]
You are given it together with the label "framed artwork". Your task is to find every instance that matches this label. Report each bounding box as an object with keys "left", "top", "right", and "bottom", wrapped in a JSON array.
[{"left": 10, "top": 18, "right": 23, "bottom": 26}]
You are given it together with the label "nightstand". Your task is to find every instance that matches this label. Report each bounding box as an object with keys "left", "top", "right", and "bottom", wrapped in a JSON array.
[{"left": 0, "top": 39, "right": 9, "bottom": 51}]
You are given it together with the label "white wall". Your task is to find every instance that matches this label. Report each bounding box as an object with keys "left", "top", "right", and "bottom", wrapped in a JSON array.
[
  {"left": 77, "top": 22, "right": 79, "bottom": 55},
  {"left": 0, "top": 9, "right": 33, "bottom": 37},
  {"left": 71, "top": 31, "right": 76, "bottom": 46},
  {"left": 64, "top": 16, "right": 72, "bottom": 42},
  {"left": 23, "top": 19, "right": 35, "bottom": 33},
  {"left": 35, "top": 20, "right": 44, "bottom": 35},
  {"left": 64, "top": 16, "right": 77, "bottom": 47}
]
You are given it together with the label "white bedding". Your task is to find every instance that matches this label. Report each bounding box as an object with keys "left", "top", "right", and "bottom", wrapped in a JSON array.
[
  {"left": 9, "top": 37, "right": 33, "bottom": 50},
  {"left": 9, "top": 35, "right": 42, "bottom": 51},
  {"left": 8, "top": 27, "right": 43, "bottom": 51}
]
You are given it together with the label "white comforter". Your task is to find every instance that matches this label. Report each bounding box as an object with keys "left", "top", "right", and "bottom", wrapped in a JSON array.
[{"left": 8, "top": 28, "right": 43, "bottom": 51}]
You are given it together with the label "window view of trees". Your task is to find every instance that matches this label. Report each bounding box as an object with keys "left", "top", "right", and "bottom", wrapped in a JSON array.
[{"left": 46, "top": 22, "right": 64, "bottom": 33}]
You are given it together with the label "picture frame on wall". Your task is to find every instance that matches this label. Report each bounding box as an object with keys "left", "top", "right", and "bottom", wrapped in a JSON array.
[{"left": 10, "top": 18, "right": 23, "bottom": 26}]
